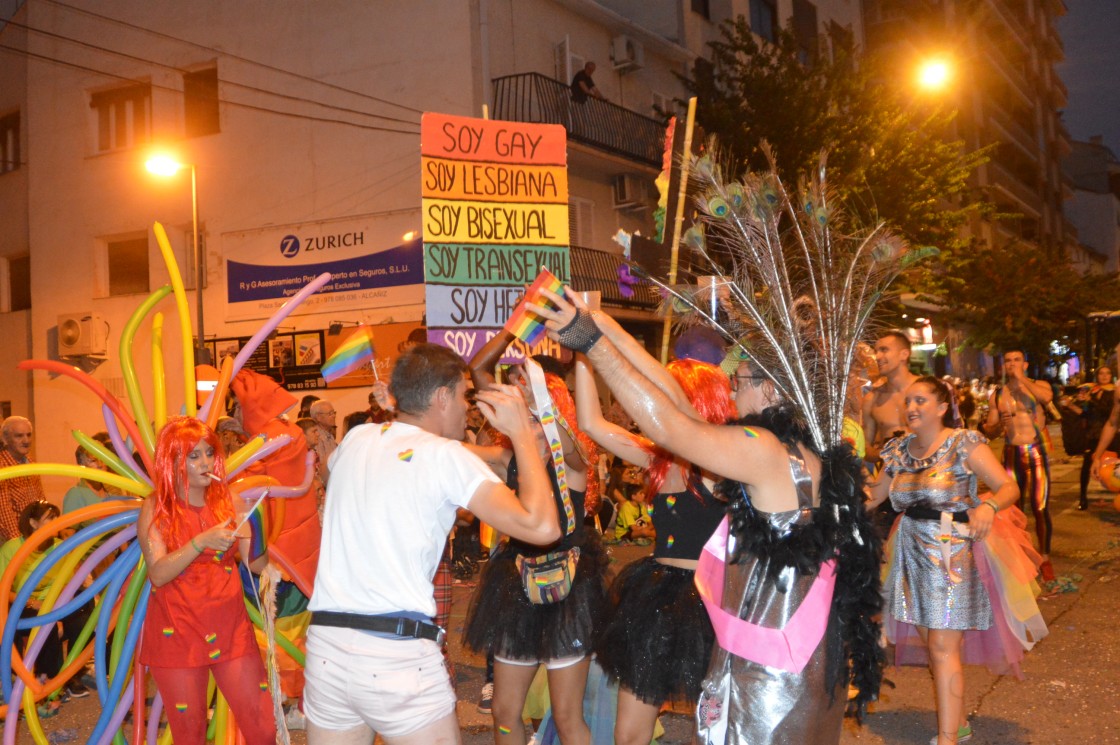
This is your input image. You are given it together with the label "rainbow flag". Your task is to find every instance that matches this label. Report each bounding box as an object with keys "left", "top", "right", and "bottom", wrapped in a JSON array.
[
  {"left": 320, "top": 326, "right": 375, "bottom": 383},
  {"left": 245, "top": 501, "right": 269, "bottom": 562},
  {"left": 504, "top": 268, "right": 565, "bottom": 346}
]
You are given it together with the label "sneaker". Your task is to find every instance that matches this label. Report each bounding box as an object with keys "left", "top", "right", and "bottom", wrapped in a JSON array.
[
  {"left": 65, "top": 681, "right": 91, "bottom": 699},
  {"left": 284, "top": 707, "right": 306, "bottom": 731},
  {"left": 928, "top": 723, "right": 972, "bottom": 744},
  {"left": 1040, "top": 560, "right": 1056, "bottom": 583},
  {"left": 477, "top": 682, "right": 494, "bottom": 715}
]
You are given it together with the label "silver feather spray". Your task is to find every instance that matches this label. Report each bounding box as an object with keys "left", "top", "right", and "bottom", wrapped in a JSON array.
[{"left": 649, "top": 142, "right": 937, "bottom": 452}]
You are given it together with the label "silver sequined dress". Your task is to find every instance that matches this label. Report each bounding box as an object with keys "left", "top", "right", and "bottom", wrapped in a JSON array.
[
  {"left": 882, "top": 429, "right": 992, "bottom": 630},
  {"left": 696, "top": 448, "right": 845, "bottom": 745}
]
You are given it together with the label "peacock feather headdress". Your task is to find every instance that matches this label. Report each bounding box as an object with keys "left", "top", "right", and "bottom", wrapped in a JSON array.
[{"left": 655, "top": 141, "right": 936, "bottom": 452}]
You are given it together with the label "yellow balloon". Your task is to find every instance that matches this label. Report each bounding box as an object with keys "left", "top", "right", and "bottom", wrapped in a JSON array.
[
  {"left": 152, "top": 311, "right": 168, "bottom": 430},
  {"left": 22, "top": 686, "right": 50, "bottom": 745},
  {"left": 0, "top": 464, "right": 150, "bottom": 497},
  {"left": 153, "top": 221, "right": 198, "bottom": 416},
  {"left": 225, "top": 434, "right": 265, "bottom": 475}
]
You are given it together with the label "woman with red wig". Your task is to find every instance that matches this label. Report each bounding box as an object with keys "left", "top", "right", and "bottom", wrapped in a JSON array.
[
  {"left": 137, "top": 416, "right": 275, "bottom": 744},
  {"left": 576, "top": 341, "right": 735, "bottom": 745}
]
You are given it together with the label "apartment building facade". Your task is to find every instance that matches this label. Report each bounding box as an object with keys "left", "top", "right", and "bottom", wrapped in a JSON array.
[{"left": 0, "top": 0, "right": 861, "bottom": 475}]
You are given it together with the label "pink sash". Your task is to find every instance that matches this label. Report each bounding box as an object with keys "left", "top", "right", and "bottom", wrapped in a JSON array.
[{"left": 694, "top": 516, "right": 836, "bottom": 674}]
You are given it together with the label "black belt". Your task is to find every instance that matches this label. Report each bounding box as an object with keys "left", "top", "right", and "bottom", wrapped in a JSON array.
[
  {"left": 311, "top": 611, "right": 445, "bottom": 644},
  {"left": 904, "top": 506, "right": 969, "bottom": 523}
]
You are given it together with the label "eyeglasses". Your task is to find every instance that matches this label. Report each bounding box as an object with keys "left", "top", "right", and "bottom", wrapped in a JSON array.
[{"left": 730, "top": 374, "right": 767, "bottom": 392}]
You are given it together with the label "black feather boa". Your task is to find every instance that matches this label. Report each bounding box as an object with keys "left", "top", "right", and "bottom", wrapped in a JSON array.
[{"left": 715, "top": 404, "right": 884, "bottom": 718}]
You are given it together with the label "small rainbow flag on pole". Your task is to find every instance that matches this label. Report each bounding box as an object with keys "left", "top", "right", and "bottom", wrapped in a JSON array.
[
  {"left": 233, "top": 489, "right": 270, "bottom": 562},
  {"left": 503, "top": 267, "right": 565, "bottom": 346},
  {"left": 320, "top": 326, "right": 375, "bottom": 383}
]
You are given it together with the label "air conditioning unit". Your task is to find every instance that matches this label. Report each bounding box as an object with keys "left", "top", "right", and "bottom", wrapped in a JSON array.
[
  {"left": 611, "top": 35, "right": 644, "bottom": 72},
  {"left": 58, "top": 312, "right": 109, "bottom": 357},
  {"left": 612, "top": 174, "right": 648, "bottom": 209}
]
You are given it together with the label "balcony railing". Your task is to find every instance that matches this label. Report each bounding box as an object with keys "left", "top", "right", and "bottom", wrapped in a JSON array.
[
  {"left": 492, "top": 73, "right": 666, "bottom": 168},
  {"left": 570, "top": 244, "right": 661, "bottom": 310}
]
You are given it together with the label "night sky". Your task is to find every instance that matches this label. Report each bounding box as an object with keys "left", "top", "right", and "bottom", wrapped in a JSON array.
[{"left": 1057, "top": 0, "right": 1120, "bottom": 153}]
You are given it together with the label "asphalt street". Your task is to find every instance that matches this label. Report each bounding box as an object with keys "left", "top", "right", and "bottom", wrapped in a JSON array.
[{"left": 9, "top": 427, "right": 1120, "bottom": 744}]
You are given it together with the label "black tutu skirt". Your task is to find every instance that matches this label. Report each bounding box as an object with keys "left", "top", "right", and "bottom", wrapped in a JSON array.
[
  {"left": 594, "top": 557, "right": 715, "bottom": 706},
  {"left": 464, "top": 534, "right": 609, "bottom": 661}
]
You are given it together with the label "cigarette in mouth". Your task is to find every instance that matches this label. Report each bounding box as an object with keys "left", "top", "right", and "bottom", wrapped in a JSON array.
[{"left": 206, "top": 473, "right": 222, "bottom": 481}]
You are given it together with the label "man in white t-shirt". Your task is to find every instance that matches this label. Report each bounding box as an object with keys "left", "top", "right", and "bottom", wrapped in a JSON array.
[{"left": 305, "top": 343, "right": 558, "bottom": 745}]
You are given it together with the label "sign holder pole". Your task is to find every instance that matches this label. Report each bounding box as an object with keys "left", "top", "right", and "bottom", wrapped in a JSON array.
[{"left": 659, "top": 97, "right": 697, "bottom": 364}]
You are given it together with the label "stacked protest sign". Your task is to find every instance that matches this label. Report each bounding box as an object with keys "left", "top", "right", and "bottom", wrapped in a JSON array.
[{"left": 420, "top": 112, "right": 570, "bottom": 362}]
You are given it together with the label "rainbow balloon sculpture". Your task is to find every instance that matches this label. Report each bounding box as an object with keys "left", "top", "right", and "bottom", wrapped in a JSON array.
[{"left": 0, "top": 222, "right": 329, "bottom": 745}]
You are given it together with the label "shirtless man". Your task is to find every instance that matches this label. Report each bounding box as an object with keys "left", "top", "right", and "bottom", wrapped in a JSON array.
[
  {"left": 862, "top": 331, "right": 919, "bottom": 463},
  {"left": 983, "top": 348, "right": 1055, "bottom": 579}
]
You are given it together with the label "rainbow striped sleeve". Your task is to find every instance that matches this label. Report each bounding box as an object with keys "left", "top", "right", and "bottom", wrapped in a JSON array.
[
  {"left": 503, "top": 268, "right": 566, "bottom": 346},
  {"left": 320, "top": 326, "right": 375, "bottom": 383}
]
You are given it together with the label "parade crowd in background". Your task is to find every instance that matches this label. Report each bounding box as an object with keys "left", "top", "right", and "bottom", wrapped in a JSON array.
[{"left": 4, "top": 311, "right": 1118, "bottom": 744}]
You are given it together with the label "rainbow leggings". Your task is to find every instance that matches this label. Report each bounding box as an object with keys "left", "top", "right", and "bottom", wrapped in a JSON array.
[{"left": 1004, "top": 442, "right": 1052, "bottom": 554}]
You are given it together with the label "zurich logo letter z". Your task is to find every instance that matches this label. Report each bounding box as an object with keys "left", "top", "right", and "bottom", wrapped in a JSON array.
[{"left": 280, "top": 235, "right": 301, "bottom": 258}]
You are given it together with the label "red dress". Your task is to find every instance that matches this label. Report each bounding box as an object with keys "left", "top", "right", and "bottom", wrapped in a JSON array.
[{"left": 140, "top": 504, "right": 258, "bottom": 668}]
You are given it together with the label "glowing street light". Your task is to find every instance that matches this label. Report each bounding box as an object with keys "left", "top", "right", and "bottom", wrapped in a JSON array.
[
  {"left": 145, "top": 153, "right": 205, "bottom": 358},
  {"left": 917, "top": 58, "right": 952, "bottom": 91}
]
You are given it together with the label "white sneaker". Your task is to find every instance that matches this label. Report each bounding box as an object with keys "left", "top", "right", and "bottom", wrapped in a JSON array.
[
  {"left": 284, "top": 707, "right": 306, "bottom": 731},
  {"left": 477, "top": 681, "right": 494, "bottom": 715}
]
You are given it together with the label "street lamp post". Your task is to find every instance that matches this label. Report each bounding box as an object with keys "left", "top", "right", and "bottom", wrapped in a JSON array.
[{"left": 145, "top": 155, "right": 205, "bottom": 359}]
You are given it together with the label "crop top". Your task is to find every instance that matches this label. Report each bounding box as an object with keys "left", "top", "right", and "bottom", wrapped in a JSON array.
[
  {"left": 506, "top": 454, "right": 586, "bottom": 553},
  {"left": 651, "top": 479, "right": 725, "bottom": 560}
]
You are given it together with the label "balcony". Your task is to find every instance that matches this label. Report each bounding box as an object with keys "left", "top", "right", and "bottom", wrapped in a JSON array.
[
  {"left": 987, "top": 159, "right": 1043, "bottom": 215},
  {"left": 570, "top": 244, "right": 661, "bottom": 311},
  {"left": 987, "top": 103, "right": 1037, "bottom": 158},
  {"left": 492, "top": 73, "right": 666, "bottom": 168}
]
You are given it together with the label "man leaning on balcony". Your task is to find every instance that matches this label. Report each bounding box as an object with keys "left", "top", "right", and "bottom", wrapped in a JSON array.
[{"left": 571, "top": 61, "right": 606, "bottom": 103}]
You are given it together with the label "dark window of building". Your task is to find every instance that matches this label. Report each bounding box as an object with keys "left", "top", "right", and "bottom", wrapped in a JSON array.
[
  {"left": 691, "top": 0, "right": 711, "bottom": 19},
  {"left": 828, "top": 21, "right": 853, "bottom": 64},
  {"left": 750, "top": 0, "right": 778, "bottom": 43},
  {"left": 793, "top": 0, "right": 819, "bottom": 61},
  {"left": 0, "top": 112, "right": 19, "bottom": 173},
  {"left": 107, "top": 236, "right": 150, "bottom": 296},
  {"left": 90, "top": 84, "right": 151, "bottom": 152},
  {"left": 9, "top": 255, "right": 30, "bottom": 311},
  {"left": 184, "top": 67, "right": 220, "bottom": 137}
]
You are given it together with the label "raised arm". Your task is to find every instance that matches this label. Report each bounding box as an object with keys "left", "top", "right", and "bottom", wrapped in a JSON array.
[
  {"left": 574, "top": 357, "right": 651, "bottom": 468},
  {"left": 531, "top": 288, "right": 777, "bottom": 486},
  {"left": 594, "top": 314, "right": 705, "bottom": 421},
  {"left": 466, "top": 386, "right": 559, "bottom": 545},
  {"left": 468, "top": 328, "right": 515, "bottom": 391}
]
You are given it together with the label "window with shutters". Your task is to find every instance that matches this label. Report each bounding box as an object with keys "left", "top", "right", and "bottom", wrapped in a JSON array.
[
  {"left": 91, "top": 83, "right": 151, "bottom": 152},
  {"left": 569, "top": 197, "right": 594, "bottom": 247},
  {"left": 750, "top": 0, "right": 778, "bottom": 43},
  {"left": 792, "top": 0, "right": 819, "bottom": 61}
]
